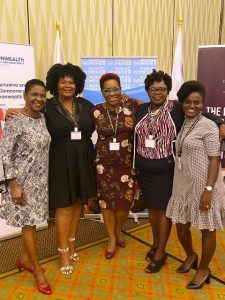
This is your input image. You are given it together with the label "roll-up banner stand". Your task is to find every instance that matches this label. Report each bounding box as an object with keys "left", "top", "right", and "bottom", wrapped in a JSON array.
[{"left": 197, "top": 45, "right": 225, "bottom": 168}]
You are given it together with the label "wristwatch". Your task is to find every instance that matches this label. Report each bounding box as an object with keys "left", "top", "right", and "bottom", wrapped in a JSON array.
[{"left": 205, "top": 186, "right": 213, "bottom": 192}]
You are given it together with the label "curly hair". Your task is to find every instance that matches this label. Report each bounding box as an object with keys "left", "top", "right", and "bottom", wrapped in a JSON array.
[
  {"left": 144, "top": 69, "right": 172, "bottom": 92},
  {"left": 25, "top": 79, "right": 46, "bottom": 93},
  {"left": 99, "top": 73, "right": 121, "bottom": 90},
  {"left": 177, "top": 80, "right": 206, "bottom": 104},
  {"left": 46, "top": 63, "right": 86, "bottom": 96}
]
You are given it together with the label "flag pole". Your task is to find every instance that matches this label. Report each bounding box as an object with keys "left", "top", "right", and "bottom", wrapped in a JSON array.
[
  {"left": 56, "top": 19, "right": 60, "bottom": 34},
  {"left": 178, "top": 15, "right": 182, "bottom": 28},
  {"left": 54, "top": 19, "right": 64, "bottom": 64},
  {"left": 169, "top": 15, "right": 184, "bottom": 100}
]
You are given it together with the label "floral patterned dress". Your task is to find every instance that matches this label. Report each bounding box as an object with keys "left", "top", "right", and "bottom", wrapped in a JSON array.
[
  {"left": 0, "top": 114, "right": 51, "bottom": 227},
  {"left": 92, "top": 99, "right": 138, "bottom": 211}
]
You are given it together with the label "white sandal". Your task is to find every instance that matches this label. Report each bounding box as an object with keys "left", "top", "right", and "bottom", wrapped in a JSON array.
[
  {"left": 69, "top": 237, "right": 80, "bottom": 262},
  {"left": 58, "top": 247, "right": 73, "bottom": 275}
]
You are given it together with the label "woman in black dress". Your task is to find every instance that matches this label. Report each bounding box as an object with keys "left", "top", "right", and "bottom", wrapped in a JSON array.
[{"left": 45, "top": 63, "right": 96, "bottom": 275}]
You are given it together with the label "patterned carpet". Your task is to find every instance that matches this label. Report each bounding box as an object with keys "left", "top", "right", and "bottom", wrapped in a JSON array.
[{"left": 0, "top": 224, "right": 224, "bottom": 300}]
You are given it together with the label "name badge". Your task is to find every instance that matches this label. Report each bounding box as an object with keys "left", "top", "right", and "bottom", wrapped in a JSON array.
[
  {"left": 109, "top": 138, "right": 120, "bottom": 151},
  {"left": 71, "top": 127, "right": 81, "bottom": 140},
  {"left": 110, "top": 142, "right": 120, "bottom": 151},
  {"left": 145, "top": 135, "right": 155, "bottom": 148}
]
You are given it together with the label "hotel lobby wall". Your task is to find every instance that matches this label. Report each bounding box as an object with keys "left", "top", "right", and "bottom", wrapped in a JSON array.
[{"left": 0, "top": 0, "right": 223, "bottom": 84}]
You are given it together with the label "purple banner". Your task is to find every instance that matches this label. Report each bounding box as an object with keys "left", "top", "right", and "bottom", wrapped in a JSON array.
[
  {"left": 198, "top": 46, "right": 225, "bottom": 117},
  {"left": 198, "top": 46, "right": 225, "bottom": 166}
]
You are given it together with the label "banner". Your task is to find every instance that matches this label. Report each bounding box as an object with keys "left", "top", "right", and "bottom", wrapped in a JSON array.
[
  {"left": 0, "top": 42, "right": 35, "bottom": 109},
  {"left": 198, "top": 45, "right": 225, "bottom": 166},
  {"left": 198, "top": 46, "right": 225, "bottom": 118},
  {"left": 81, "top": 57, "right": 157, "bottom": 104}
]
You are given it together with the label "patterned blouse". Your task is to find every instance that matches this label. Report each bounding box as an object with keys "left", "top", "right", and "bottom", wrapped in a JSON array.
[
  {"left": 135, "top": 100, "right": 176, "bottom": 159},
  {"left": 0, "top": 114, "right": 51, "bottom": 227}
]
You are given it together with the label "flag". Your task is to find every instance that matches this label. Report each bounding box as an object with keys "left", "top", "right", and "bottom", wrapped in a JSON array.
[
  {"left": 169, "top": 28, "right": 183, "bottom": 100},
  {"left": 54, "top": 22, "right": 64, "bottom": 64}
]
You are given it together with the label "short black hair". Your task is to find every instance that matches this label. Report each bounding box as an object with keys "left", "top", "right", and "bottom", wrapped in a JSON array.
[
  {"left": 99, "top": 73, "right": 121, "bottom": 90},
  {"left": 144, "top": 69, "right": 172, "bottom": 92},
  {"left": 25, "top": 79, "right": 46, "bottom": 93},
  {"left": 46, "top": 63, "right": 86, "bottom": 96},
  {"left": 177, "top": 80, "right": 206, "bottom": 104}
]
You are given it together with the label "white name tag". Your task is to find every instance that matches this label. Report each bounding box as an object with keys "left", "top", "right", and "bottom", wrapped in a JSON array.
[
  {"left": 71, "top": 131, "right": 81, "bottom": 140},
  {"left": 145, "top": 135, "right": 155, "bottom": 148},
  {"left": 110, "top": 142, "right": 120, "bottom": 151},
  {"left": 177, "top": 158, "right": 182, "bottom": 171}
]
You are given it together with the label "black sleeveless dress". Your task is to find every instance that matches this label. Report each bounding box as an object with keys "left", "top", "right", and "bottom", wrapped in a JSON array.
[{"left": 44, "top": 97, "right": 96, "bottom": 209}]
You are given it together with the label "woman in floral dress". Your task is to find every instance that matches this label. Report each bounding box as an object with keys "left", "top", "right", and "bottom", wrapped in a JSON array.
[
  {"left": 92, "top": 73, "right": 139, "bottom": 259},
  {"left": 0, "top": 79, "right": 51, "bottom": 295}
]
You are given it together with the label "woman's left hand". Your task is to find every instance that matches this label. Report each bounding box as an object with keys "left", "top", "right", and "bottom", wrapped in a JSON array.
[
  {"left": 199, "top": 190, "right": 212, "bottom": 212},
  {"left": 121, "top": 94, "right": 130, "bottom": 102}
]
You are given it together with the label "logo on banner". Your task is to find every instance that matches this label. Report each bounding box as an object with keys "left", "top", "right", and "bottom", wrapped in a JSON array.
[{"left": 0, "top": 56, "right": 24, "bottom": 65}]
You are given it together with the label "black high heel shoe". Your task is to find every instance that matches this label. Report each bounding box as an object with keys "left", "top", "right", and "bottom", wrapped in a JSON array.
[
  {"left": 145, "top": 254, "right": 167, "bottom": 273},
  {"left": 145, "top": 247, "right": 157, "bottom": 261},
  {"left": 176, "top": 253, "right": 198, "bottom": 273},
  {"left": 186, "top": 269, "right": 211, "bottom": 289}
]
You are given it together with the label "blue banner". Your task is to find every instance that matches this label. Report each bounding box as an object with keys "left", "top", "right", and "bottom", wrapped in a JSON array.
[{"left": 81, "top": 57, "right": 157, "bottom": 104}]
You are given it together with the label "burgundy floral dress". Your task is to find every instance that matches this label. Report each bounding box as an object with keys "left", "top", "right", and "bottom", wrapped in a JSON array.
[{"left": 92, "top": 99, "right": 138, "bottom": 211}]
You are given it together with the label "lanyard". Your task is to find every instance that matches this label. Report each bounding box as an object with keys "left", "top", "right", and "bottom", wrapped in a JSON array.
[
  {"left": 59, "top": 98, "right": 78, "bottom": 127},
  {"left": 177, "top": 114, "right": 202, "bottom": 157},
  {"left": 106, "top": 107, "right": 119, "bottom": 138}
]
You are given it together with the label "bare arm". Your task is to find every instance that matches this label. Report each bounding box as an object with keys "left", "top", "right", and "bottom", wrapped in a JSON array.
[
  {"left": 199, "top": 155, "right": 220, "bottom": 212},
  {"left": 5, "top": 108, "right": 21, "bottom": 120}
]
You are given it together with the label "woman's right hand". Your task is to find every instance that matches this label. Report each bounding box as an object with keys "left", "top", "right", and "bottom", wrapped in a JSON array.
[
  {"left": 8, "top": 180, "right": 27, "bottom": 205},
  {"left": 5, "top": 108, "right": 21, "bottom": 120}
]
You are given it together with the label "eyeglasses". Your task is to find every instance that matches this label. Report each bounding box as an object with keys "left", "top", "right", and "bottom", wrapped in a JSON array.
[
  {"left": 149, "top": 87, "right": 167, "bottom": 94},
  {"left": 102, "top": 88, "right": 121, "bottom": 95}
]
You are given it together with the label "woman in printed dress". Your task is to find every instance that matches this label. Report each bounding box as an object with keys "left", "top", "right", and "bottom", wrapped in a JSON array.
[
  {"left": 92, "top": 73, "right": 140, "bottom": 259},
  {"left": 0, "top": 79, "right": 51, "bottom": 295},
  {"left": 166, "top": 81, "right": 225, "bottom": 289}
]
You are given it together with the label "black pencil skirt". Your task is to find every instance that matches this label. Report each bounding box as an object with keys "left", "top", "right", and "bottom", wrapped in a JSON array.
[{"left": 135, "top": 154, "right": 175, "bottom": 210}]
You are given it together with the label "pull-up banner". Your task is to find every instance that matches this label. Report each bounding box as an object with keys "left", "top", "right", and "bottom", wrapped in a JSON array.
[
  {"left": 198, "top": 46, "right": 225, "bottom": 118},
  {"left": 0, "top": 42, "right": 35, "bottom": 109},
  {"left": 198, "top": 45, "right": 225, "bottom": 166},
  {"left": 81, "top": 57, "right": 157, "bottom": 104},
  {"left": 0, "top": 42, "right": 35, "bottom": 142}
]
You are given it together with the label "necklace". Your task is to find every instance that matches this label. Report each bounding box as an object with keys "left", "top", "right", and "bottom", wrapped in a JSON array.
[
  {"left": 106, "top": 106, "right": 119, "bottom": 139},
  {"left": 148, "top": 99, "right": 168, "bottom": 118},
  {"left": 177, "top": 114, "right": 202, "bottom": 157},
  {"left": 149, "top": 108, "right": 160, "bottom": 116}
]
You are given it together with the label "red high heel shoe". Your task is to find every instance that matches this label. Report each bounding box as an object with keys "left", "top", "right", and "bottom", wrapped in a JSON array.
[
  {"left": 105, "top": 249, "right": 115, "bottom": 259},
  {"left": 35, "top": 279, "right": 52, "bottom": 295},
  {"left": 16, "top": 260, "right": 45, "bottom": 274},
  {"left": 34, "top": 272, "right": 52, "bottom": 295},
  {"left": 116, "top": 240, "right": 126, "bottom": 248}
]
